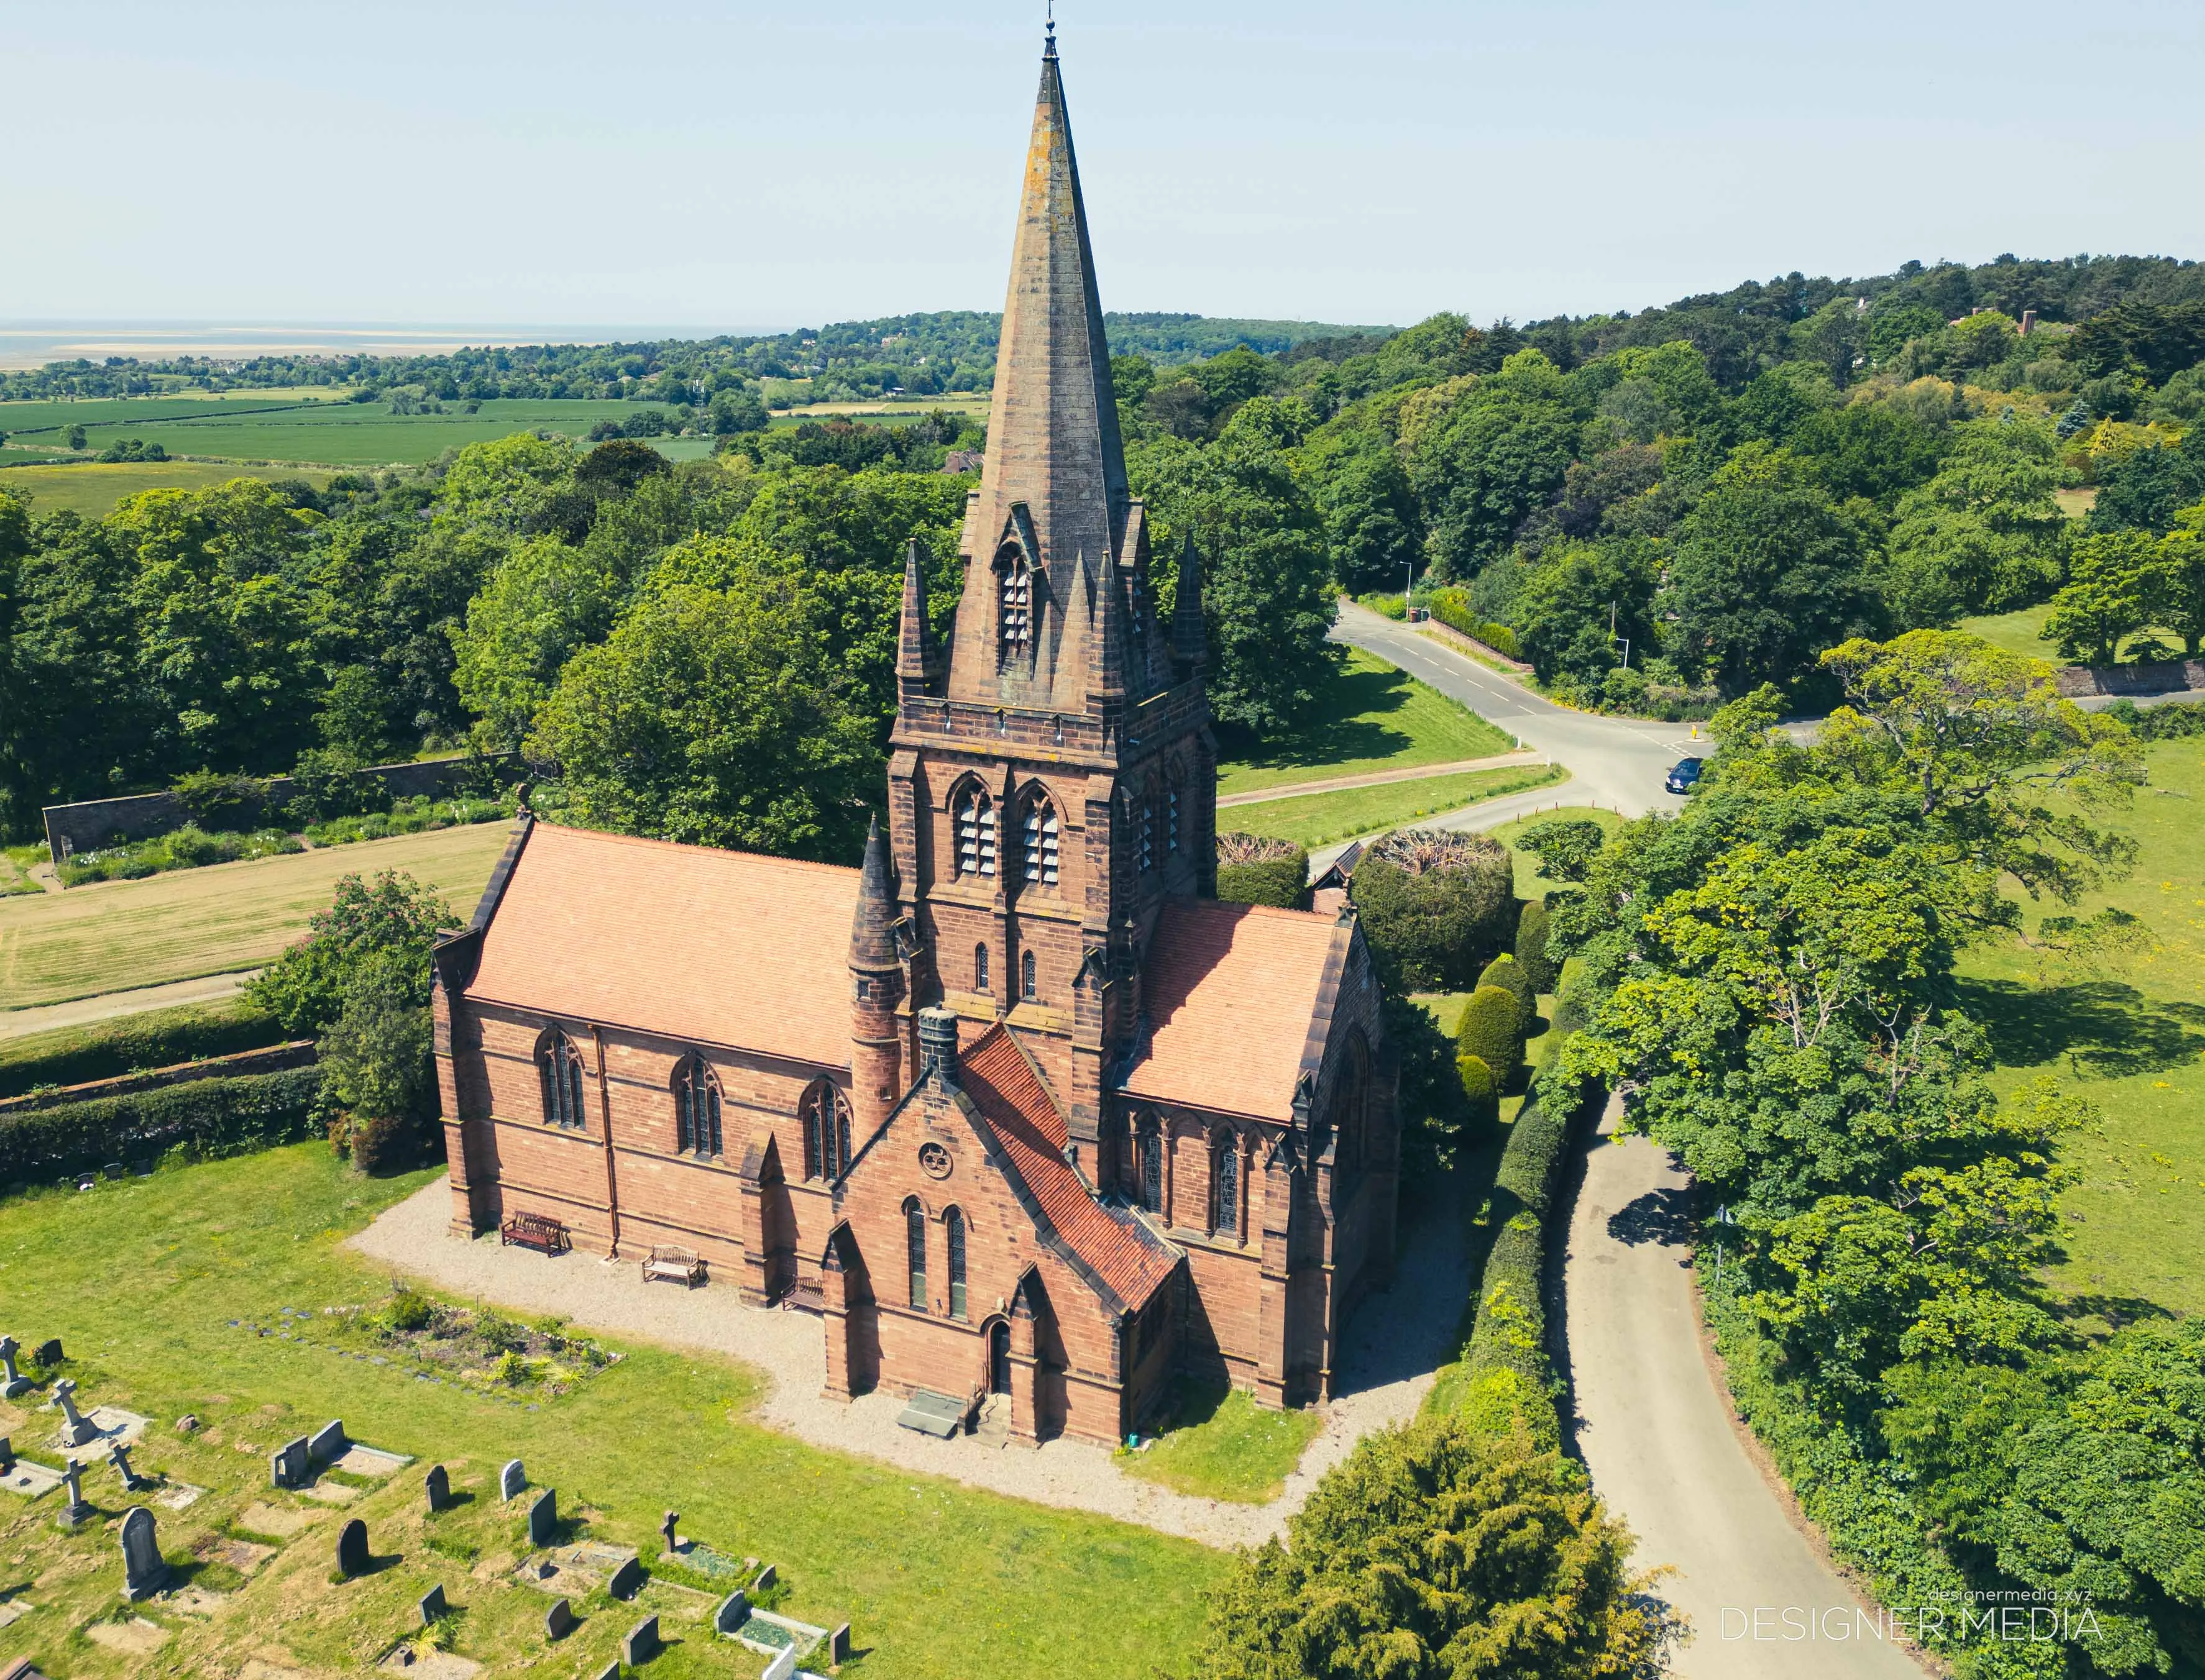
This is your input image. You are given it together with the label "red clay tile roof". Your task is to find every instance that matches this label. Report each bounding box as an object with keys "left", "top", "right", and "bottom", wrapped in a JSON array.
[
  {"left": 958, "top": 1025, "right": 1178, "bottom": 1312},
  {"left": 467, "top": 821, "right": 858, "bottom": 1068},
  {"left": 1123, "top": 898, "right": 1341, "bottom": 1123}
]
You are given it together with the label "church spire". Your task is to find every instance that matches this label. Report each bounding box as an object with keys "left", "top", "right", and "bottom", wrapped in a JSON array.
[
  {"left": 895, "top": 537, "right": 940, "bottom": 705},
  {"left": 1171, "top": 534, "right": 1206, "bottom": 673}
]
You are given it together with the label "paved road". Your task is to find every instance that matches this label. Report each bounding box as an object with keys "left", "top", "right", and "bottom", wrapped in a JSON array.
[{"left": 1562, "top": 1106, "right": 1926, "bottom": 1678}]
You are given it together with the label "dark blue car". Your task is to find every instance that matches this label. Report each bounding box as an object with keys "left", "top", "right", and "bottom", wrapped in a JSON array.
[{"left": 1664, "top": 756, "right": 1704, "bottom": 795}]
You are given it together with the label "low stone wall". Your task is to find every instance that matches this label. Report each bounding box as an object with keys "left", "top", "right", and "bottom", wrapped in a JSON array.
[
  {"left": 0, "top": 1041, "right": 316, "bottom": 1116},
  {"left": 42, "top": 754, "right": 515, "bottom": 868},
  {"left": 2055, "top": 659, "right": 2205, "bottom": 698}
]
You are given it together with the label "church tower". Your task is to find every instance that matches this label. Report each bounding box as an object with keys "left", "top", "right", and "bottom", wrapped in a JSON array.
[{"left": 881, "top": 25, "right": 1216, "bottom": 1182}]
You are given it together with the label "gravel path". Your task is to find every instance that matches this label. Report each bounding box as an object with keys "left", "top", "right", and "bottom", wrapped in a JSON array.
[
  {"left": 0, "top": 969, "right": 258, "bottom": 1039},
  {"left": 348, "top": 1174, "right": 1467, "bottom": 1549}
]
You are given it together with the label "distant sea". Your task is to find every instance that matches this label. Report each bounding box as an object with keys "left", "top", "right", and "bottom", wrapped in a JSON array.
[{"left": 0, "top": 321, "right": 794, "bottom": 372}]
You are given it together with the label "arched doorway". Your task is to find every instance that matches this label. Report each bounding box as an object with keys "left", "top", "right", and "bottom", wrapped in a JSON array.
[{"left": 988, "top": 1320, "right": 1012, "bottom": 1394}]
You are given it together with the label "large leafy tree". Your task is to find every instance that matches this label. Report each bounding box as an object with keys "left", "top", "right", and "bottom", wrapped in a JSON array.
[
  {"left": 1883, "top": 417, "right": 2068, "bottom": 621},
  {"left": 1511, "top": 537, "right": 1659, "bottom": 689},
  {"left": 1405, "top": 350, "right": 1580, "bottom": 578},
  {"left": 247, "top": 869, "right": 452, "bottom": 1038}
]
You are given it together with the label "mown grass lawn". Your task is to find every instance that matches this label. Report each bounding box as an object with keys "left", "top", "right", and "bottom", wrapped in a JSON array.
[
  {"left": 0, "top": 1145, "right": 1217, "bottom": 1679},
  {"left": 0, "top": 460, "right": 338, "bottom": 518},
  {"left": 1116, "top": 1381, "right": 1321, "bottom": 1504},
  {"left": 0, "top": 823, "right": 511, "bottom": 1010},
  {"left": 1226, "top": 765, "right": 1564, "bottom": 851},
  {"left": 1215, "top": 649, "right": 1517, "bottom": 799}
]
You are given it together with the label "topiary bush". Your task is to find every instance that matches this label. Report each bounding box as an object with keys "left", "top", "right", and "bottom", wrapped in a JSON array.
[
  {"left": 1515, "top": 898, "right": 1556, "bottom": 992},
  {"left": 1457, "top": 1053, "right": 1497, "bottom": 1131},
  {"left": 1349, "top": 828, "right": 1514, "bottom": 990},
  {"left": 1455, "top": 985, "right": 1523, "bottom": 1079},
  {"left": 1215, "top": 833, "right": 1310, "bottom": 910},
  {"left": 1475, "top": 952, "right": 1536, "bottom": 1034}
]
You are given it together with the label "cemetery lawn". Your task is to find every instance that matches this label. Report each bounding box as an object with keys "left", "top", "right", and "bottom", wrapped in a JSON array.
[
  {"left": 1955, "top": 735, "right": 2205, "bottom": 1322},
  {"left": 0, "top": 460, "right": 338, "bottom": 519},
  {"left": 1116, "top": 1381, "right": 1321, "bottom": 1504},
  {"left": 0, "top": 1144, "right": 1219, "bottom": 1679},
  {"left": 1214, "top": 649, "right": 1517, "bottom": 799},
  {"left": 0, "top": 823, "right": 513, "bottom": 1011},
  {"left": 1227, "top": 764, "right": 1564, "bottom": 850}
]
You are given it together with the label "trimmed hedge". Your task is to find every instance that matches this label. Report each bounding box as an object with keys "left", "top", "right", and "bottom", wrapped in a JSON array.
[
  {"left": 1427, "top": 588, "right": 1523, "bottom": 660},
  {"left": 1475, "top": 953, "right": 1536, "bottom": 1033},
  {"left": 1350, "top": 830, "right": 1515, "bottom": 990},
  {"left": 1459, "top": 1079, "right": 1579, "bottom": 1445},
  {"left": 1456, "top": 1053, "right": 1497, "bottom": 1130},
  {"left": 0, "top": 1001, "right": 285, "bottom": 1100},
  {"left": 1215, "top": 833, "right": 1311, "bottom": 910},
  {"left": 1455, "top": 985, "right": 1523, "bottom": 1076},
  {"left": 1514, "top": 899, "right": 1556, "bottom": 992},
  {"left": 0, "top": 1065, "right": 323, "bottom": 1185}
]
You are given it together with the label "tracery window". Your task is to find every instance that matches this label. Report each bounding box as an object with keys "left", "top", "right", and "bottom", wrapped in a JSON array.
[
  {"left": 673, "top": 1053, "right": 723, "bottom": 1157},
  {"left": 954, "top": 785, "right": 997, "bottom": 879},
  {"left": 1137, "top": 1115, "right": 1162, "bottom": 1214},
  {"left": 1020, "top": 795, "right": 1060, "bottom": 888},
  {"left": 975, "top": 942, "right": 991, "bottom": 993},
  {"left": 537, "top": 1029, "right": 587, "bottom": 1130},
  {"left": 800, "top": 1077, "right": 853, "bottom": 1181},
  {"left": 946, "top": 1207, "right": 968, "bottom": 1320},
  {"left": 1021, "top": 950, "right": 1037, "bottom": 1002},
  {"left": 1212, "top": 1136, "right": 1239, "bottom": 1236},
  {"left": 906, "top": 1197, "right": 928, "bottom": 1311}
]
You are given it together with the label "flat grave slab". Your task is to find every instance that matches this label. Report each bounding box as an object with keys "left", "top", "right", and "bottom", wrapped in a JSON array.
[
  {"left": 334, "top": 1444, "right": 413, "bottom": 1478},
  {"left": 0, "top": 1598, "right": 32, "bottom": 1628},
  {"left": 167, "top": 1584, "right": 231, "bottom": 1617},
  {"left": 81, "top": 1406, "right": 150, "bottom": 1448},
  {"left": 204, "top": 1536, "right": 277, "bottom": 1576},
  {"left": 376, "top": 1651, "right": 480, "bottom": 1678},
  {"left": 155, "top": 1482, "right": 206, "bottom": 1512},
  {"left": 515, "top": 1539, "right": 639, "bottom": 1597},
  {"left": 300, "top": 1480, "right": 360, "bottom": 1505},
  {"left": 728, "top": 1605, "right": 830, "bottom": 1661},
  {"left": 87, "top": 1617, "right": 170, "bottom": 1655},
  {"left": 236, "top": 1500, "right": 319, "bottom": 1538},
  {"left": 667, "top": 1540, "right": 753, "bottom": 1581},
  {"left": 0, "top": 1458, "right": 63, "bottom": 1498}
]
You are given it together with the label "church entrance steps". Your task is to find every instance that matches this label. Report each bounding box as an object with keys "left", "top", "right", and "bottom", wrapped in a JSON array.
[{"left": 348, "top": 1171, "right": 1469, "bottom": 1550}]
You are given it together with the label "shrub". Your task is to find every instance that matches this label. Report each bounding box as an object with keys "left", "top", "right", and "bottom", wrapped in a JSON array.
[
  {"left": 1354, "top": 591, "right": 1407, "bottom": 619},
  {"left": 1214, "top": 832, "right": 1309, "bottom": 910},
  {"left": 1457, "top": 1053, "right": 1497, "bottom": 1130},
  {"left": 381, "top": 1285, "right": 435, "bottom": 1333},
  {"left": 1349, "top": 828, "right": 1514, "bottom": 990},
  {"left": 1475, "top": 952, "right": 1536, "bottom": 1033},
  {"left": 247, "top": 870, "right": 452, "bottom": 1038},
  {"left": 0, "top": 1002, "right": 285, "bottom": 1100},
  {"left": 0, "top": 1066, "right": 322, "bottom": 1186},
  {"left": 172, "top": 769, "right": 266, "bottom": 831},
  {"left": 1455, "top": 985, "right": 1523, "bottom": 1077},
  {"left": 1515, "top": 897, "right": 1556, "bottom": 991},
  {"left": 1426, "top": 587, "right": 1523, "bottom": 659},
  {"left": 1459, "top": 1085, "right": 1579, "bottom": 1443}
]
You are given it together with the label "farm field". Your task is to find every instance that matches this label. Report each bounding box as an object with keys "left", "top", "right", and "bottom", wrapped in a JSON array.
[
  {"left": 0, "top": 460, "right": 336, "bottom": 518},
  {"left": 0, "top": 393, "right": 351, "bottom": 435},
  {"left": 1957, "top": 735, "right": 2205, "bottom": 1320},
  {"left": 0, "top": 823, "right": 512, "bottom": 1011},
  {"left": 0, "top": 1144, "right": 1215, "bottom": 1679},
  {"left": 1215, "top": 648, "right": 1516, "bottom": 799}
]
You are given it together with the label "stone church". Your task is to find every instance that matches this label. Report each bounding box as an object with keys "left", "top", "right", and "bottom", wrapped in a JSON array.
[{"left": 429, "top": 30, "right": 1400, "bottom": 1448}]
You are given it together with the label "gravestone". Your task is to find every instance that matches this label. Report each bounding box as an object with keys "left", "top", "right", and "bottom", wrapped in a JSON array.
[
  {"left": 306, "top": 1419, "right": 347, "bottom": 1466},
  {"left": 335, "top": 1517, "right": 369, "bottom": 1579},
  {"left": 712, "top": 1590, "right": 750, "bottom": 1635},
  {"left": 498, "top": 1459, "right": 525, "bottom": 1500},
  {"left": 119, "top": 1506, "right": 168, "bottom": 1600},
  {"left": 58, "top": 1459, "right": 92, "bottom": 1527},
  {"left": 108, "top": 1442, "right": 150, "bottom": 1492},
  {"left": 31, "top": 1338, "right": 62, "bottom": 1366},
  {"left": 424, "top": 1464, "right": 450, "bottom": 1513},
  {"left": 270, "top": 1436, "right": 311, "bottom": 1489},
  {"left": 661, "top": 1509, "right": 680, "bottom": 1554},
  {"left": 0, "top": 1436, "right": 12, "bottom": 1472},
  {"left": 418, "top": 1582, "right": 447, "bottom": 1625},
  {"left": 0, "top": 1335, "right": 30, "bottom": 1397},
  {"left": 621, "top": 1614, "right": 660, "bottom": 1665},
  {"left": 50, "top": 1379, "right": 99, "bottom": 1448},
  {"left": 526, "top": 1487, "right": 556, "bottom": 1547},
  {"left": 752, "top": 1561, "right": 776, "bottom": 1591},
  {"left": 607, "top": 1554, "right": 643, "bottom": 1600},
  {"left": 544, "top": 1596, "right": 576, "bottom": 1641},
  {"left": 590, "top": 1664, "right": 618, "bottom": 1680},
  {"left": 829, "top": 1622, "right": 852, "bottom": 1664}
]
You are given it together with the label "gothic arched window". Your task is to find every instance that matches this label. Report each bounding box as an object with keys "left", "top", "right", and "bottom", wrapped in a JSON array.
[
  {"left": 905, "top": 1197, "right": 928, "bottom": 1310},
  {"left": 997, "top": 546, "right": 1032, "bottom": 651},
  {"left": 673, "top": 1054, "right": 722, "bottom": 1157},
  {"left": 1137, "top": 1115, "right": 1163, "bottom": 1214},
  {"left": 1167, "top": 762, "right": 1185, "bottom": 854},
  {"left": 945, "top": 1207, "right": 968, "bottom": 1320},
  {"left": 1021, "top": 950, "right": 1037, "bottom": 1002},
  {"left": 1212, "top": 1134, "right": 1239, "bottom": 1236},
  {"left": 954, "top": 784, "right": 997, "bottom": 879},
  {"left": 1020, "top": 793, "right": 1060, "bottom": 888},
  {"left": 1139, "top": 777, "right": 1157, "bottom": 873},
  {"left": 800, "top": 1078, "right": 853, "bottom": 1181},
  {"left": 537, "top": 1029, "right": 587, "bottom": 1130},
  {"left": 974, "top": 942, "right": 991, "bottom": 993}
]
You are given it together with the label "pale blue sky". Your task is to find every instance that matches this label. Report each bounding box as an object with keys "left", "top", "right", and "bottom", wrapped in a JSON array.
[{"left": 6, "top": 0, "right": 2201, "bottom": 334}]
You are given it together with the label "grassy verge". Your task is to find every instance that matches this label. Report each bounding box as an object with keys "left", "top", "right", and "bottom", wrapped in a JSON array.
[
  {"left": 1116, "top": 1380, "right": 1322, "bottom": 1503},
  {"left": 1, "top": 842, "right": 44, "bottom": 897},
  {"left": 1215, "top": 648, "right": 1516, "bottom": 799},
  {"left": 0, "top": 1144, "right": 1216, "bottom": 1679},
  {"left": 0, "top": 822, "right": 512, "bottom": 1010},
  {"left": 1478, "top": 808, "right": 1631, "bottom": 900},
  {"left": 1229, "top": 765, "right": 1564, "bottom": 850}
]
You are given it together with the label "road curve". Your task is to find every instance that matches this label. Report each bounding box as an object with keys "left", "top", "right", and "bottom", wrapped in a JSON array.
[{"left": 1561, "top": 1107, "right": 1927, "bottom": 1679}]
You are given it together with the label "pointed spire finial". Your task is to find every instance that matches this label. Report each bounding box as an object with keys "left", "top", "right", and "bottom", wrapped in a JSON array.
[
  {"left": 896, "top": 535, "right": 941, "bottom": 705},
  {"left": 848, "top": 815, "right": 899, "bottom": 972},
  {"left": 1045, "top": 0, "right": 1056, "bottom": 54},
  {"left": 1172, "top": 532, "right": 1206, "bottom": 672}
]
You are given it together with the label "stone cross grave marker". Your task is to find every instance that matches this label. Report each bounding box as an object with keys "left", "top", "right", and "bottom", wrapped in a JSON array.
[
  {"left": 499, "top": 1459, "right": 525, "bottom": 1500},
  {"left": 621, "top": 1614, "right": 660, "bottom": 1666},
  {"left": 544, "top": 1597, "right": 576, "bottom": 1641},
  {"left": 418, "top": 1583, "right": 447, "bottom": 1625},
  {"left": 306, "top": 1419, "right": 347, "bottom": 1467},
  {"left": 50, "top": 1379, "right": 99, "bottom": 1448},
  {"left": 119, "top": 1506, "right": 168, "bottom": 1600},
  {"left": 607, "top": 1554, "right": 643, "bottom": 1600},
  {"left": 526, "top": 1487, "right": 556, "bottom": 1548},
  {"left": 336, "top": 1517, "right": 369, "bottom": 1579},
  {"left": 270, "top": 1436, "right": 311, "bottom": 1489},
  {"left": 108, "top": 1442, "right": 150, "bottom": 1492},
  {"left": 713, "top": 1590, "right": 750, "bottom": 1635},
  {"left": 58, "top": 1459, "right": 91, "bottom": 1527},
  {"left": 424, "top": 1464, "right": 450, "bottom": 1513},
  {"left": 0, "top": 1335, "right": 30, "bottom": 1398},
  {"left": 661, "top": 1509, "right": 680, "bottom": 1554}
]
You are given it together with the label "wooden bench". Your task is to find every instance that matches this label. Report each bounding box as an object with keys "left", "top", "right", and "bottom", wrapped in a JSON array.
[
  {"left": 500, "top": 1211, "right": 569, "bottom": 1256},
  {"left": 643, "top": 1244, "right": 705, "bottom": 1288}
]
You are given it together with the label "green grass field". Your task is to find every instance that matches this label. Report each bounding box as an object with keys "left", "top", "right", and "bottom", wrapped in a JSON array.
[
  {"left": 1959, "top": 604, "right": 2061, "bottom": 661},
  {"left": 0, "top": 823, "right": 511, "bottom": 1010},
  {"left": 0, "top": 460, "right": 337, "bottom": 518},
  {"left": 1956, "top": 736, "right": 2205, "bottom": 1320},
  {"left": 0, "top": 1145, "right": 1216, "bottom": 1679},
  {"left": 1216, "top": 649, "right": 1517, "bottom": 800},
  {"left": 1227, "top": 765, "right": 1564, "bottom": 850},
  {"left": 1480, "top": 806, "right": 1630, "bottom": 899},
  {"left": 1116, "top": 1381, "right": 1320, "bottom": 1504}
]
